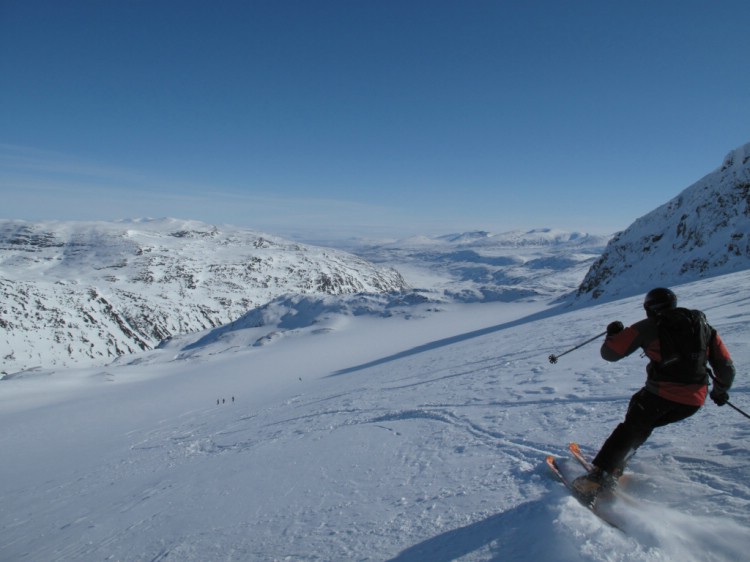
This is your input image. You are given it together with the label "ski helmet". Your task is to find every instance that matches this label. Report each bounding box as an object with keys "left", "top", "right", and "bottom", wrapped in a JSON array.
[{"left": 643, "top": 287, "right": 677, "bottom": 317}]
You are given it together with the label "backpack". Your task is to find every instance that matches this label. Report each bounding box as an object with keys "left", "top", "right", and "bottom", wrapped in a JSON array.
[{"left": 655, "top": 307, "right": 712, "bottom": 383}]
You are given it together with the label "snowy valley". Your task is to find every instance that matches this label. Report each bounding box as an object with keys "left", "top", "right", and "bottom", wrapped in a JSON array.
[{"left": 1, "top": 143, "right": 749, "bottom": 561}]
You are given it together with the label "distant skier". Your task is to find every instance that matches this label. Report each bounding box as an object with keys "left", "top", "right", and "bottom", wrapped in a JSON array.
[{"left": 572, "top": 287, "right": 735, "bottom": 498}]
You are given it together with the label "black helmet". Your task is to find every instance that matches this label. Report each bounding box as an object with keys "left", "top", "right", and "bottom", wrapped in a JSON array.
[{"left": 643, "top": 287, "right": 677, "bottom": 317}]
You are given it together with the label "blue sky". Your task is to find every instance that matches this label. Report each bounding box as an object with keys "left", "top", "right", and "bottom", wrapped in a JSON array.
[{"left": 1, "top": 1, "right": 748, "bottom": 240}]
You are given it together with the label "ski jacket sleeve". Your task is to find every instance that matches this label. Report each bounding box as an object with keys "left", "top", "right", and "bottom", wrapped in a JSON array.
[
  {"left": 600, "top": 318, "right": 655, "bottom": 362},
  {"left": 708, "top": 328, "right": 735, "bottom": 391}
]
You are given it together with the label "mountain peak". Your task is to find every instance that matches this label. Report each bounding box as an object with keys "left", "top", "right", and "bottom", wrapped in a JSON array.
[{"left": 577, "top": 141, "right": 750, "bottom": 301}]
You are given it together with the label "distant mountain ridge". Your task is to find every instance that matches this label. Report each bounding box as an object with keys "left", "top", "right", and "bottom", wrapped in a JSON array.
[
  {"left": 334, "top": 228, "right": 609, "bottom": 304},
  {"left": 577, "top": 142, "right": 750, "bottom": 301},
  {"left": 0, "top": 218, "right": 408, "bottom": 372},
  {"left": 407, "top": 228, "right": 601, "bottom": 248}
]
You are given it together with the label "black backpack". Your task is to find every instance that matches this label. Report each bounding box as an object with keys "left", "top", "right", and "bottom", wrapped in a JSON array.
[{"left": 655, "top": 307, "right": 712, "bottom": 383}]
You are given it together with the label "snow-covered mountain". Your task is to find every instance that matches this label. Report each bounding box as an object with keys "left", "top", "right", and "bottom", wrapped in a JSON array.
[
  {"left": 0, "top": 218, "right": 408, "bottom": 372},
  {"left": 578, "top": 142, "right": 750, "bottom": 301}
]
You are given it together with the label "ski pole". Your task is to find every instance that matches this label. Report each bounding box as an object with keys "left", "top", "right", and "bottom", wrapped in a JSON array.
[
  {"left": 708, "top": 371, "right": 750, "bottom": 420},
  {"left": 548, "top": 330, "right": 607, "bottom": 364},
  {"left": 725, "top": 401, "right": 750, "bottom": 420}
]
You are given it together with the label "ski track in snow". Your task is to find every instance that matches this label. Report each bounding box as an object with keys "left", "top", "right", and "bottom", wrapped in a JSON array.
[{"left": 1, "top": 273, "right": 749, "bottom": 561}]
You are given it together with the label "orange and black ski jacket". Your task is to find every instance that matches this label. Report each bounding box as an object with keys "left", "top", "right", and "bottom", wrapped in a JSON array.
[{"left": 601, "top": 316, "right": 735, "bottom": 406}]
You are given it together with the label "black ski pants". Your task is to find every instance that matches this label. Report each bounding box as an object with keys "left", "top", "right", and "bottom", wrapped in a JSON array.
[{"left": 592, "top": 388, "right": 701, "bottom": 474}]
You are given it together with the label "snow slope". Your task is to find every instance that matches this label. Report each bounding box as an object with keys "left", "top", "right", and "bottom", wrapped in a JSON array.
[{"left": 1, "top": 270, "right": 747, "bottom": 561}]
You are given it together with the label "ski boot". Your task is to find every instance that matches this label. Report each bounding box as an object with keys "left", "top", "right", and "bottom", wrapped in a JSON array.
[{"left": 572, "top": 466, "right": 621, "bottom": 503}]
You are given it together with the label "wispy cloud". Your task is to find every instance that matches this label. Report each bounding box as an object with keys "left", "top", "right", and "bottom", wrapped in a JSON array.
[
  {"left": 0, "top": 144, "right": 140, "bottom": 183},
  {"left": 0, "top": 144, "right": 446, "bottom": 239}
]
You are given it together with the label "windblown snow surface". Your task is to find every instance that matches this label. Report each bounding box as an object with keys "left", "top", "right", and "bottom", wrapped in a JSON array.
[{"left": 1, "top": 270, "right": 748, "bottom": 561}]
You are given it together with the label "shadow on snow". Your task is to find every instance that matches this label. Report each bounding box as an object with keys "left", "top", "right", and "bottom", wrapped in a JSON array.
[
  {"left": 386, "top": 499, "right": 578, "bottom": 562},
  {"left": 329, "top": 305, "right": 568, "bottom": 377}
]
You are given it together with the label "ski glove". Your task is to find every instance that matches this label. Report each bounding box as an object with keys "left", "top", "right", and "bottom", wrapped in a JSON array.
[
  {"left": 606, "top": 321, "right": 624, "bottom": 336},
  {"left": 710, "top": 386, "right": 729, "bottom": 407}
]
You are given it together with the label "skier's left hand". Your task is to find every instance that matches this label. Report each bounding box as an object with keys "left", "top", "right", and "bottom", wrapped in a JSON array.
[
  {"left": 710, "top": 386, "right": 729, "bottom": 406},
  {"left": 606, "top": 321, "right": 624, "bottom": 336}
]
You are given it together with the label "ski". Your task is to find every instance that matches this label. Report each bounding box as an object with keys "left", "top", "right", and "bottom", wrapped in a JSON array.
[
  {"left": 546, "top": 455, "right": 576, "bottom": 492},
  {"left": 569, "top": 442, "right": 593, "bottom": 472},
  {"left": 546, "top": 454, "right": 623, "bottom": 530}
]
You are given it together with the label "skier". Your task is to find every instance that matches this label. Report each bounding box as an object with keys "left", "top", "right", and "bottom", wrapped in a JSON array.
[{"left": 572, "top": 287, "right": 735, "bottom": 498}]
